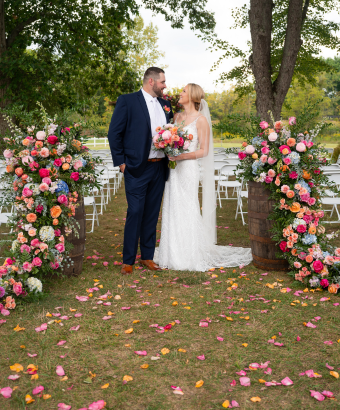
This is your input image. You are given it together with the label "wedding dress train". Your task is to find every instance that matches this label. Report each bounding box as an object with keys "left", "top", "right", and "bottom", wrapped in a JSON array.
[{"left": 154, "top": 117, "right": 252, "bottom": 272}]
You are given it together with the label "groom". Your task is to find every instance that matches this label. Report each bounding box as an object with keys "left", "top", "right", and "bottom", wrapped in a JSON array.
[{"left": 108, "top": 67, "right": 173, "bottom": 274}]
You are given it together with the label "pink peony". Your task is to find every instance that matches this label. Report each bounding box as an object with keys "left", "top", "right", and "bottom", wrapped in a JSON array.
[
  {"left": 39, "top": 183, "right": 49, "bottom": 192},
  {"left": 320, "top": 279, "right": 329, "bottom": 288},
  {"left": 50, "top": 262, "right": 59, "bottom": 270},
  {"left": 245, "top": 145, "right": 255, "bottom": 155},
  {"left": 238, "top": 152, "right": 247, "bottom": 160},
  {"left": 283, "top": 157, "right": 291, "bottom": 165},
  {"left": 261, "top": 146, "right": 270, "bottom": 155},
  {"left": 268, "top": 157, "right": 277, "bottom": 165},
  {"left": 281, "top": 185, "right": 290, "bottom": 194},
  {"left": 158, "top": 141, "right": 165, "bottom": 148},
  {"left": 264, "top": 176, "right": 273, "bottom": 183},
  {"left": 54, "top": 229, "right": 61, "bottom": 237},
  {"left": 288, "top": 117, "right": 296, "bottom": 125},
  {"left": 268, "top": 169, "right": 276, "bottom": 178},
  {"left": 70, "top": 172, "right": 79, "bottom": 181},
  {"left": 57, "top": 195, "right": 68, "bottom": 205},
  {"left": 279, "top": 145, "right": 291, "bottom": 154},
  {"left": 268, "top": 132, "right": 278, "bottom": 142},
  {"left": 259, "top": 121, "right": 269, "bottom": 129},
  {"left": 42, "top": 177, "right": 51, "bottom": 185},
  {"left": 36, "top": 131, "right": 46, "bottom": 140},
  {"left": 183, "top": 141, "right": 190, "bottom": 150},
  {"left": 303, "top": 215, "right": 313, "bottom": 223},
  {"left": 294, "top": 261, "right": 302, "bottom": 269},
  {"left": 313, "top": 260, "right": 324, "bottom": 273},
  {"left": 261, "top": 141, "right": 268, "bottom": 146},
  {"left": 335, "top": 248, "right": 340, "bottom": 257},
  {"left": 54, "top": 158, "right": 62, "bottom": 167},
  {"left": 31, "top": 239, "right": 40, "bottom": 247},
  {"left": 3, "top": 149, "right": 13, "bottom": 158},
  {"left": 260, "top": 155, "right": 268, "bottom": 163},
  {"left": 307, "top": 141, "right": 314, "bottom": 148},
  {"left": 152, "top": 135, "right": 159, "bottom": 143},
  {"left": 39, "top": 168, "right": 50, "bottom": 178},
  {"left": 22, "top": 187, "right": 33, "bottom": 198},
  {"left": 22, "top": 155, "right": 34, "bottom": 165},
  {"left": 55, "top": 243, "right": 65, "bottom": 253},
  {"left": 20, "top": 244, "right": 31, "bottom": 253},
  {"left": 40, "top": 147, "right": 50, "bottom": 158},
  {"left": 39, "top": 243, "right": 48, "bottom": 251},
  {"left": 162, "top": 130, "right": 171, "bottom": 141},
  {"left": 35, "top": 205, "right": 44, "bottom": 214},
  {"left": 32, "top": 257, "right": 42, "bottom": 267},
  {"left": 73, "top": 160, "right": 83, "bottom": 170},
  {"left": 289, "top": 171, "right": 298, "bottom": 179},
  {"left": 300, "top": 193, "right": 310, "bottom": 202},
  {"left": 178, "top": 137, "right": 184, "bottom": 147},
  {"left": 279, "top": 241, "right": 289, "bottom": 253},
  {"left": 13, "top": 282, "right": 23, "bottom": 296},
  {"left": 308, "top": 197, "right": 316, "bottom": 206},
  {"left": 23, "top": 262, "right": 33, "bottom": 272},
  {"left": 296, "top": 142, "right": 306, "bottom": 152},
  {"left": 296, "top": 225, "right": 306, "bottom": 233},
  {"left": 47, "top": 135, "right": 58, "bottom": 145}
]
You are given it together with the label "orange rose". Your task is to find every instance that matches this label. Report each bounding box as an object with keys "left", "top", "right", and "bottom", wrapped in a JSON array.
[
  {"left": 188, "top": 134, "right": 193, "bottom": 141},
  {"left": 171, "top": 127, "right": 178, "bottom": 135},
  {"left": 328, "top": 284, "right": 338, "bottom": 294},
  {"left": 35, "top": 141, "right": 43, "bottom": 149},
  {"left": 15, "top": 167, "right": 23, "bottom": 177},
  {"left": 296, "top": 212, "right": 304, "bottom": 218},
  {"left": 287, "top": 190, "right": 295, "bottom": 199},
  {"left": 252, "top": 153, "right": 258, "bottom": 159},
  {"left": 282, "top": 148, "right": 289, "bottom": 155},
  {"left": 305, "top": 255, "right": 313, "bottom": 263},
  {"left": 156, "top": 126, "right": 162, "bottom": 133},
  {"left": 291, "top": 249, "right": 298, "bottom": 256},
  {"left": 72, "top": 140, "right": 81, "bottom": 150},
  {"left": 290, "top": 202, "right": 301, "bottom": 213},
  {"left": 302, "top": 170, "right": 311, "bottom": 179},
  {"left": 6, "top": 165, "right": 14, "bottom": 173},
  {"left": 308, "top": 225, "right": 316, "bottom": 234},
  {"left": 53, "top": 218, "right": 59, "bottom": 225},
  {"left": 172, "top": 135, "right": 180, "bottom": 142},
  {"left": 62, "top": 163, "right": 70, "bottom": 170},
  {"left": 287, "top": 138, "right": 296, "bottom": 147},
  {"left": 26, "top": 213, "right": 37, "bottom": 223},
  {"left": 50, "top": 205, "right": 62, "bottom": 219},
  {"left": 242, "top": 142, "right": 248, "bottom": 147},
  {"left": 22, "top": 138, "right": 31, "bottom": 146},
  {"left": 280, "top": 165, "right": 289, "bottom": 172}
]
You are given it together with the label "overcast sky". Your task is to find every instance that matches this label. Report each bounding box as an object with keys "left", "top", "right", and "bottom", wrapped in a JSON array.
[{"left": 140, "top": 0, "right": 340, "bottom": 93}]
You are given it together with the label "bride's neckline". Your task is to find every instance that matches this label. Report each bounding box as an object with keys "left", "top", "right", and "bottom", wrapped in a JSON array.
[{"left": 176, "top": 114, "right": 203, "bottom": 128}]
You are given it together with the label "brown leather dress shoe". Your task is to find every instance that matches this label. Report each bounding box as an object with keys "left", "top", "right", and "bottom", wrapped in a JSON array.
[
  {"left": 121, "top": 264, "right": 133, "bottom": 275},
  {"left": 140, "top": 260, "right": 161, "bottom": 271}
]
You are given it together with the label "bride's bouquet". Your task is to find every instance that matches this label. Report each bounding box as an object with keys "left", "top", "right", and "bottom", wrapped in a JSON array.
[{"left": 153, "top": 123, "right": 193, "bottom": 169}]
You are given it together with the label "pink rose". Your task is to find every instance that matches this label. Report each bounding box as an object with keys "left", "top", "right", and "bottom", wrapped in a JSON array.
[
  {"left": 35, "top": 205, "right": 44, "bottom": 214},
  {"left": 268, "top": 169, "right": 276, "bottom": 178},
  {"left": 32, "top": 257, "right": 42, "bottom": 267},
  {"left": 314, "top": 169, "right": 320, "bottom": 174},
  {"left": 283, "top": 157, "right": 291, "bottom": 165},
  {"left": 308, "top": 197, "right": 316, "bottom": 206},
  {"left": 238, "top": 152, "right": 247, "bottom": 160},
  {"left": 261, "top": 146, "right": 270, "bottom": 155},
  {"left": 152, "top": 135, "right": 159, "bottom": 143},
  {"left": 183, "top": 141, "right": 190, "bottom": 150},
  {"left": 281, "top": 185, "right": 290, "bottom": 194},
  {"left": 279, "top": 145, "right": 291, "bottom": 154},
  {"left": 261, "top": 141, "right": 268, "bottom": 146},
  {"left": 47, "top": 135, "right": 58, "bottom": 145},
  {"left": 260, "top": 155, "right": 268, "bottom": 163},
  {"left": 307, "top": 141, "right": 314, "bottom": 148},
  {"left": 158, "top": 141, "right": 165, "bottom": 149},
  {"left": 55, "top": 243, "right": 65, "bottom": 253},
  {"left": 13, "top": 282, "right": 23, "bottom": 296},
  {"left": 320, "top": 278, "right": 329, "bottom": 288},
  {"left": 245, "top": 145, "right": 255, "bottom": 155},
  {"left": 22, "top": 187, "right": 33, "bottom": 198},
  {"left": 268, "top": 132, "right": 278, "bottom": 142},
  {"left": 20, "top": 244, "right": 31, "bottom": 253},
  {"left": 54, "top": 229, "right": 61, "bottom": 237},
  {"left": 61, "top": 127, "right": 71, "bottom": 133},
  {"left": 289, "top": 171, "right": 298, "bottom": 179},
  {"left": 296, "top": 142, "right": 306, "bottom": 152},
  {"left": 300, "top": 193, "right": 310, "bottom": 202},
  {"left": 162, "top": 130, "right": 171, "bottom": 141},
  {"left": 294, "top": 261, "right": 302, "bottom": 269},
  {"left": 264, "top": 176, "right": 273, "bottom": 183},
  {"left": 39, "top": 242, "right": 48, "bottom": 251},
  {"left": 73, "top": 160, "right": 83, "bottom": 170},
  {"left": 296, "top": 225, "right": 306, "bottom": 233},
  {"left": 31, "top": 239, "right": 40, "bottom": 248},
  {"left": 42, "top": 177, "right": 51, "bottom": 185},
  {"left": 39, "top": 183, "right": 49, "bottom": 192},
  {"left": 50, "top": 262, "right": 59, "bottom": 270},
  {"left": 259, "top": 121, "right": 269, "bottom": 129},
  {"left": 23, "top": 262, "right": 32, "bottom": 272},
  {"left": 22, "top": 155, "right": 34, "bottom": 165},
  {"left": 36, "top": 131, "right": 46, "bottom": 140},
  {"left": 312, "top": 260, "right": 324, "bottom": 273},
  {"left": 3, "top": 149, "right": 13, "bottom": 158},
  {"left": 70, "top": 172, "right": 79, "bottom": 181},
  {"left": 39, "top": 147, "right": 50, "bottom": 158},
  {"left": 279, "top": 241, "right": 289, "bottom": 253},
  {"left": 54, "top": 158, "right": 62, "bottom": 167},
  {"left": 178, "top": 137, "right": 184, "bottom": 147},
  {"left": 335, "top": 248, "right": 340, "bottom": 257},
  {"left": 39, "top": 169, "right": 50, "bottom": 178},
  {"left": 268, "top": 157, "right": 277, "bottom": 165},
  {"left": 57, "top": 195, "right": 68, "bottom": 205},
  {"left": 288, "top": 117, "right": 296, "bottom": 125}
]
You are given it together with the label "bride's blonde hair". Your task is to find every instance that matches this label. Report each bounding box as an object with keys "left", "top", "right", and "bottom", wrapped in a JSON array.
[{"left": 187, "top": 83, "right": 205, "bottom": 111}]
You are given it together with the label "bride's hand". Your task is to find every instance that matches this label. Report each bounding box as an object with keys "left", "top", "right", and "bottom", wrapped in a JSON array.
[{"left": 168, "top": 154, "right": 185, "bottom": 161}]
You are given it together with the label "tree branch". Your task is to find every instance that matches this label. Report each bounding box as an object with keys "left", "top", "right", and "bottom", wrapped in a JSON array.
[
  {"left": 6, "top": 14, "right": 42, "bottom": 48},
  {"left": 301, "top": 0, "right": 310, "bottom": 24}
]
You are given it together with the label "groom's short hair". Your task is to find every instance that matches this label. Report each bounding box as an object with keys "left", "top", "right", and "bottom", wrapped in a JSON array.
[{"left": 143, "top": 67, "right": 165, "bottom": 84}]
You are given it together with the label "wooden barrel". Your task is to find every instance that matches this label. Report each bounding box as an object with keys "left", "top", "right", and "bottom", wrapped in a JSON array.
[
  {"left": 62, "top": 197, "right": 86, "bottom": 276},
  {"left": 248, "top": 181, "right": 289, "bottom": 271}
]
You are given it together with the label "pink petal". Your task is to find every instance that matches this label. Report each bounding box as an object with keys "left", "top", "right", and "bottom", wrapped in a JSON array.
[
  {"left": 236, "top": 370, "right": 247, "bottom": 376},
  {"left": 35, "top": 323, "right": 48, "bottom": 332},
  {"left": 239, "top": 377, "right": 250, "bottom": 386},
  {"left": 76, "top": 296, "right": 89, "bottom": 302},
  {"left": 28, "top": 353, "right": 37, "bottom": 357},
  {"left": 306, "top": 322, "right": 316, "bottom": 328},
  {"left": 314, "top": 316, "right": 321, "bottom": 320},
  {"left": 88, "top": 400, "right": 106, "bottom": 410},
  {"left": 217, "top": 337, "right": 224, "bottom": 341},
  {"left": 321, "top": 390, "right": 334, "bottom": 398},
  {"left": 102, "top": 316, "right": 112, "bottom": 320},
  {"left": 249, "top": 363, "right": 260, "bottom": 368},
  {"left": 324, "top": 341, "right": 333, "bottom": 345},
  {"left": 333, "top": 303, "right": 339, "bottom": 306},
  {"left": 297, "top": 336, "right": 301, "bottom": 341},
  {"left": 1, "top": 309, "right": 10, "bottom": 316},
  {"left": 74, "top": 313, "right": 82, "bottom": 318},
  {"left": 197, "top": 355, "right": 205, "bottom": 360},
  {"left": 57, "top": 340, "right": 67, "bottom": 346},
  {"left": 103, "top": 302, "right": 111, "bottom": 306},
  {"left": 310, "top": 390, "right": 325, "bottom": 401},
  {"left": 8, "top": 375, "right": 20, "bottom": 380},
  {"left": 281, "top": 377, "right": 293, "bottom": 386},
  {"left": 0, "top": 319, "right": 6, "bottom": 324},
  {"left": 305, "top": 369, "right": 316, "bottom": 378},
  {"left": 259, "top": 361, "right": 270, "bottom": 369},
  {"left": 58, "top": 404, "right": 72, "bottom": 410},
  {"left": 56, "top": 365, "right": 65, "bottom": 376},
  {"left": 320, "top": 297, "right": 329, "bottom": 302},
  {"left": 121, "top": 307, "right": 131, "bottom": 310},
  {"left": 149, "top": 324, "right": 158, "bottom": 328},
  {"left": 70, "top": 325, "right": 80, "bottom": 331},
  {"left": 134, "top": 351, "right": 147, "bottom": 356},
  {"left": 230, "top": 379, "right": 236, "bottom": 387},
  {"left": 326, "top": 363, "right": 334, "bottom": 370},
  {"left": 103, "top": 262, "right": 109, "bottom": 266},
  {"left": 32, "top": 385, "right": 44, "bottom": 395},
  {"left": 264, "top": 368, "right": 272, "bottom": 375},
  {"left": 230, "top": 400, "right": 240, "bottom": 407},
  {"left": 0, "top": 387, "right": 12, "bottom": 398},
  {"left": 59, "top": 355, "right": 67, "bottom": 359},
  {"left": 199, "top": 322, "right": 208, "bottom": 327},
  {"left": 274, "top": 342, "right": 284, "bottom": 346}
]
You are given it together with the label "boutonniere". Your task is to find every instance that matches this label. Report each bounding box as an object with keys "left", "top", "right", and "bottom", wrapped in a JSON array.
[{"left": 163, "top": 105, "right": 170, "bottom": 114}]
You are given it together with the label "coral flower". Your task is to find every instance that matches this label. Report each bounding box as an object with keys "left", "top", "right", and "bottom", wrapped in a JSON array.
[
  {"left": 50, "top": 206, "right": 62, "bottom": 218},
  {"left": 287, "top": 190, "right": 295, "bottom": 199},
  {"left": 290, "top": 203, "right": 301, "bottom": 213},
  {"left": 62, "top": 163, "right": 70, "bottom": 170},
  {"left": 26, "top": 213, "right": 37, "bottom": 223},
  {"left": 287, "top": 138, "right": 296, "bottom": 147},
  {"left": 305, "top": 255, "right": 313, "bottom": 263},
  {"left": 53, "top": 219, "right": 59, "bottom": 225}
]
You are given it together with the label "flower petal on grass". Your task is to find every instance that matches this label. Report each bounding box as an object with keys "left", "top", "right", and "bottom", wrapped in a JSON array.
[
  {"left": 281, "top": 377, "right": 293, "bottom": 386},
  {"left": 222, "top": 400, "right": 230, "bottom": 408},
  {"left": 239, "top": 377, "right": 251, "bottom": 386},
  {"left": 57, "top": 340, "right": 67, "bottom": 346},
  {"left": 310, "top": 391, "right": 325, "bottom": 401},
  {"left": 9, "top": 363, "right": 23, "bottom": 372},
  {"left": 230, "top": 400, "right": 240, "bottom": 408},
  {"left": 76, "top": 295, "right": 89, "bottom": 302},
  {"left": 305, "top": 322, "right": 316, "bottom": 328},
  {"left": 56, "top": 366, "right": 65, "bottom": 376},
  {"left": 102, "top": 316, "right": 112, "bottom": 320},
  {"left": 134, "top": 351, "right": 147, "bottom": 356},
  {"left": 88, "top": 400, "right": 106, "bottom": 410},
  {"left": 326, "top": 363, "right": 334, "bottom": 370},
  {"left": 324, "top": 341, "right": 333, "bottom": 345},
  {"left": 0, "top": 387, "right": 12, "bottom": 398},
  {"left": 322, "top": 391, "right": 334, "bottom": 398},
  {"left": 74, "top": 313, "right": 83, "bottom": 317},
  {"left": 27, "top": 353, "right": 37, "bottom": 358},
  {"left": 330, "top": 371, "right": 339, "bottom": 378},
  {"left": 8, "top": 375, "right": 20, "bottom": 380},
  {"left": 250, "top": 397, "right": 261, "bottom": 402},
  {"left": 230, "top": 379, "right": 236, "bottom": 386},
  {"left": 35, "top": 323, "right": 47, "bottom": 332},
  {"left": 195, "top": 380, "right": 204, "bottom": 388},
  {"left": 197, "top": 354, "right": 205, "bottom": 361},
  {"left": 57, "top": 404, "right": 72, "bottom": 410},
  {"left": 32, "top": 385, "right": 44, "bottom": 395},
  {"left": 217, "top": 337, "right": 224, "bottom": 341},
  {"left": 69, "top": 325, "right": 80, "bottom": 331}
]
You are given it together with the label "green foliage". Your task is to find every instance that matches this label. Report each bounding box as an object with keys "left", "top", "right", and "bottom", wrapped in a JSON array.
[
  {"left": 331, "top": 144, "right": 340, "bottom": 163},
  {"left": 213, "top": 113, "right": 261, "bottom": 142}
]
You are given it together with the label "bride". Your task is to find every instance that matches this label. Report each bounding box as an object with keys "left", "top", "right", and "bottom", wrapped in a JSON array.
[{"left": 154, "top": 83, "right": 252, "bottom": 271}]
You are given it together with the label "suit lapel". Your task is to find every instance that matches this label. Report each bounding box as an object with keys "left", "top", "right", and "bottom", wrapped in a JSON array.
[{"left": 137, "top": 90, "right": 151, "bottom": 132}]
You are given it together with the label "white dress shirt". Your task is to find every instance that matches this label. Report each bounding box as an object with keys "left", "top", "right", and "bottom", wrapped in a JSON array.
[{"left": 141, "top": 88, "right": 166, "bottom": 159}]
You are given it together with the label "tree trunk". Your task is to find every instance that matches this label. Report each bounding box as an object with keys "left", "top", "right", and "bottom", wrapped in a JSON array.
[
  {"left": 0, "top": 0, "right": 10, "bottom": 135},
  {"left": 249, "top": 0, "right": 305, "bottom": 122}
]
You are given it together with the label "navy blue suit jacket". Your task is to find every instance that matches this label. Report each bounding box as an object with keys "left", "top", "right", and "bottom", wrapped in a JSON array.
[{"left": 108, "top": 89, "right": 173, "bottom": 179}]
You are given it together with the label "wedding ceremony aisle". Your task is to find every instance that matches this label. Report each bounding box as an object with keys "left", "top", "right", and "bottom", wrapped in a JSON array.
[{"left": 0, "top": 181, "right": 340, "bottom": 410}]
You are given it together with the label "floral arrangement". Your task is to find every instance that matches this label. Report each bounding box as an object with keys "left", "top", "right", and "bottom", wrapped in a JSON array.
[
  {"left": 0, "top": 106, "right": 101, "bottom": 312},
  {"left": 153, "top": 123, "right": 192, "bottom": 169},
  {"left": 236, "top": 115, "right": 340, "bottom": 293},
  {"left": 163, "top": 93, "right": 183, "bottom": 113}
]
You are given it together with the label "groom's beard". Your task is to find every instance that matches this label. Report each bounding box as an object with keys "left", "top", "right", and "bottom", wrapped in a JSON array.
[{"left": 152, "top": 84, "right": 163, "bottom": 98}]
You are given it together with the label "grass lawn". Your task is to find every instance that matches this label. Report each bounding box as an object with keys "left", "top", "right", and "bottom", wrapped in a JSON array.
[{"left": 1, "top": 182, "right": 340, "bottom": 410}]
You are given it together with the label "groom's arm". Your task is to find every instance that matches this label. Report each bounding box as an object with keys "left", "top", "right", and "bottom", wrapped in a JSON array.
[{"left": 108, "top": 95, "right": 127, "bottom": 169}]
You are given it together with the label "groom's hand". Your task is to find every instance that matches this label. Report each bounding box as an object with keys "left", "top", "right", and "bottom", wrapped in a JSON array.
[{"left": 119, "top": 164, "right": 126, "bottom": 173}]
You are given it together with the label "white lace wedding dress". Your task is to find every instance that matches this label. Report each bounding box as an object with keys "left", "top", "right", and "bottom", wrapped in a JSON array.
[{"left": 154, "top": 117, "right": 252, "bottom": 272}]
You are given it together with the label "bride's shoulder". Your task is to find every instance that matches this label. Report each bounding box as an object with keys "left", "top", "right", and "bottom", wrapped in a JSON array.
[{"left": 196, "top": 115, "right": 208, "bottom": 127}]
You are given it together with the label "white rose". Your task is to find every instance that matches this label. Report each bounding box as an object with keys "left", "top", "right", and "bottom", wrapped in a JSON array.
[{"left": 268, "top": 132, "right": 278, "bottom": 142}]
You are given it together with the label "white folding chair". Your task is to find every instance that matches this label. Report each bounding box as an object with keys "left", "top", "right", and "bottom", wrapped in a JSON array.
[
  {"left": 84, "top": 194, "right": 99, "bottom": 233},
  {"left": 96, "top": 165, "right": 111, "bottom": 203},
  {"left": 217, "top": 164, "right": 241, "bottom": 208},
  {"left": 235, "top": 179, "right": 248, "bottom": 225}
]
